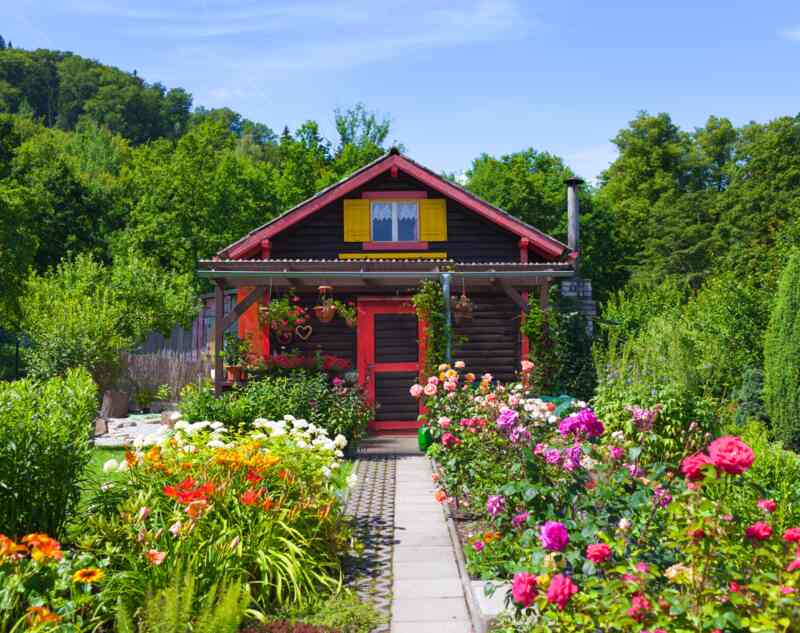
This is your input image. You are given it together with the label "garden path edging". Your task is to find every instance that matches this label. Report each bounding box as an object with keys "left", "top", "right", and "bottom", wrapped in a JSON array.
[{"left": 433, "top": 457, "right": 508, "bottom": 633}]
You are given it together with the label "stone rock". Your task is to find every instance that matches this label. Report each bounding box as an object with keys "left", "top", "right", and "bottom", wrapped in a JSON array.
[
  {"left": 161, "top": 410, "right": 180, "bottom": 427},
  {"left": 94, "top": 417, "right": 109, "bottom": 436}
]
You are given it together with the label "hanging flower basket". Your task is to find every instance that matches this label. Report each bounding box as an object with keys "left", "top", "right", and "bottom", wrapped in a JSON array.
[
  {"left": 345, "top": 316, "right": 357, "bottom": 329},
  {"left": 313, "top": 303, "right": 337, "bottom": 323}
]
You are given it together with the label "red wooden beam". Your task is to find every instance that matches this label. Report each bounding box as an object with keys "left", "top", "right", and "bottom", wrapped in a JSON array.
[{"left": 362, "top": 190, "right": 427, "bottom": 199}]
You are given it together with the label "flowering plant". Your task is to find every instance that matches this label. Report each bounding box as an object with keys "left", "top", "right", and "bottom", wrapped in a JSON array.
[
  {"left": 0, "top": 533, "right": 110, "bottom": 631},
  {"left": 83, "top": 414, "right": 355, "bottom": 613},
  {"left": 259, "top": 293, "right": 309, "bottom": 331}
]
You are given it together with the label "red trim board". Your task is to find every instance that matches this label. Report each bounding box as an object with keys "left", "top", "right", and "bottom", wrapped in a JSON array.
[{"left": 362, "top": 190, "right": 427, "bottom": 199}]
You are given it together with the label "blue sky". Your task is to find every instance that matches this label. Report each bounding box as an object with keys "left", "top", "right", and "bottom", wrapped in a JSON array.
[{"left": 3, "top": 1, "right": 800, "bottom": 181}]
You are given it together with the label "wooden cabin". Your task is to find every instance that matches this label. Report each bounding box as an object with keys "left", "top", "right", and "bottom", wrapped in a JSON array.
[{"left": 198, "top": 148, "right": 582, "bottom": 433}]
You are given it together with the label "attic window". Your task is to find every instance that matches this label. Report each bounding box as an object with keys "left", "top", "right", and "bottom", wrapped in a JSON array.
[{"left": 371, "top": 201, "right": 418, "bottom": 242}]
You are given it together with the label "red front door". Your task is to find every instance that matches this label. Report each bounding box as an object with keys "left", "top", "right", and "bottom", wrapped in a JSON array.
[{"left": 357, "top": 298, "right": 424, "bottom": 433}]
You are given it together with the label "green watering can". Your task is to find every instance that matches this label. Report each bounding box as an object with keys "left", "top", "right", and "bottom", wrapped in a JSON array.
[{"left": 417, "top": 424, "right": 433, "bottom": 452}]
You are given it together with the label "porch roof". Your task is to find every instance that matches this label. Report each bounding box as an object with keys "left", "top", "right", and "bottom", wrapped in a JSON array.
[{"left": 197, "top": 258, "right": 575, "bottom": 290}]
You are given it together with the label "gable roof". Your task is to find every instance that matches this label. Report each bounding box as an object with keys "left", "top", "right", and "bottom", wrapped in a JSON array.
[{"left": 218, "top": 148, "right": 573, "bottom": 261}]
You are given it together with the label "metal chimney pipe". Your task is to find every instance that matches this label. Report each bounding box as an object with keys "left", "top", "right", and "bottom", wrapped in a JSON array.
[{"left": 565, "top": 177, "right": 584, "bottom": 252}]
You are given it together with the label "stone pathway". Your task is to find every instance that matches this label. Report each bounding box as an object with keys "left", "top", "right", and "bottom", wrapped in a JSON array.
[{"left": 346, "top": 436, "right": 473, "bottom": 633}]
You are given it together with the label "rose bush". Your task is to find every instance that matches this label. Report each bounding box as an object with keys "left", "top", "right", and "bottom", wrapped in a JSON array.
[{"left": 418, "top": 362, "right": 800, "bottom": 632}]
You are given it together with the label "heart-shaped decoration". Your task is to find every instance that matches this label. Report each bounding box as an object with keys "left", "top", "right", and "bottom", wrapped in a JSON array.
[{"left": 295, "top": 324, "right": 313, "bottom": 340}]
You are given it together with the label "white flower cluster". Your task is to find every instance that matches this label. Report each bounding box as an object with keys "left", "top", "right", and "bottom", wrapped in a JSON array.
[
  {"left": 520, "top": 397, "right": 560, "bottom": 425},
  {"left": 251, "top": 415, "right": 347, "bottom": 455},
  {"left": 102, "top": 457, "right": 129, "bottom": 473},
  {"left": 172, "top": 418, "right": 231, "bottom": 450}
]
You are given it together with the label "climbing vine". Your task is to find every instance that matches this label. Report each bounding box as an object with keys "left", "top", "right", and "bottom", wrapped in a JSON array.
[
  {"left": 412, "top": 280, "right": 450, "bottom": 374},
  {"left": 521, "top": 293, "right": 595, "bottom": 399}
]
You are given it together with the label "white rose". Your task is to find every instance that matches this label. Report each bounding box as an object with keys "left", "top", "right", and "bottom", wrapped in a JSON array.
[
  {"left": 334, "top": 449, "right": 344, "bottom": 458},
  {"left": 174, "top": 420, "right": 189, "bottom": 431},
  {"left": 102, "top": 458, "right": 119, "bottom": 473},
  {"left": 334, "top": 434, "right": 348, "bottom": 449}
]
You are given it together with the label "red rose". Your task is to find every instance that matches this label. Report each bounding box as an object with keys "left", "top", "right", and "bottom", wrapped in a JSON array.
[
  {"left": 688, "top": 528, "right": 705, "bottom": 540},
  {"left": 745, "top": 521, "right": 772, "bottom": 541},
  {"left": 783, "top": 527, "right": 800, "bottom": 543},
  {"left": 585, "top": 543, "right": 612, "bottom": 563},
  {"left": 680, "top": 452, "right": 712, "bottom": 481},
  {"left": 546, "top": 574, "right": 578, "bottom": 610},
  {"left": 708, "top": 436, "right": 754, "bottom": 475}
]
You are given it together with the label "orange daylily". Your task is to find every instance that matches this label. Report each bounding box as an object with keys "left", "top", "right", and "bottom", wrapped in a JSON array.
[
  {"left": 22, "top": 533, "right": 63, "bottom": 561},
  {"left": 26, "top": 606, "right": 61, "bottom": 626}
]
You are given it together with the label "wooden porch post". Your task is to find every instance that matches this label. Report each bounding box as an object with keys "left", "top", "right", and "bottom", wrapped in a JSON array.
[
  {"left": 539, "top": 279, "right": 550, "bottom": 312},
  {"left": 214, "top": 280, "right": 225, "bottom": 396}
]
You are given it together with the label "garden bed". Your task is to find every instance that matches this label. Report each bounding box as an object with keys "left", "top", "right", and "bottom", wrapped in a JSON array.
[{"left": 416, "top": 361, "right": 800, "bottom": 632}]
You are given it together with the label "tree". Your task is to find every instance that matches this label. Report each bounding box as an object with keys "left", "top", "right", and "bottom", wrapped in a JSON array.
[
  {"left": 764, "top": 250, "right": 800, "bottom": 448},
  {"left": 0, "top": 183, "right": 37, "bottom": 326},
  {"left": 20, "top": 252, "right": 198, "bottom": 393},
  {"left": 117, "top": 118, "right": 278, "bottom": 277},
  {"left": 0, "top": 35, "right": 6, "bottom": 50}
]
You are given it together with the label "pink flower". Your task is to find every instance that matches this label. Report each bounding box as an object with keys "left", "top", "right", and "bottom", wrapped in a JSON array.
[
  {"left": 512, "top": 511, "right": 530, "bottom": 529},
  {"left": 627, "top": 593, "right": 651, "bottom": 622},
  {"left": 635, "top": 562, "right": 649, "bottom": 573},
  {"left": 511, "top": 572, "right": 538, "bottom": 607},
  {"left": 423, "top": 383, "right": 437, "bottom": 397},
  {"left": 169, "top": 521, "right": 181, "bottom": 537},
  {"left": 438, "top": 417, "right": 451, "bottom": 429},
  {"left": 521, "top": 360, "right": 534, "bottom": 373},
  {"left": 786, "top": 559, "right": 800, "bottom": 572},
  {"left": 609, "top": 446, "right": 624, "bottom": 460},
  {"left": 708, "top": 436, "right": 755, "bottom": 475},
  {"left": 758, "top": 499, "right": 777, "bottom": 513},
  {"left": 780, "top": 586, "right": 796, "bottom": 595},
  {"left": 409, "top": 384, "right": 423, "bottom": 398},
  {"left": 486, "top": 495, "right": 506, "bottom": 518},
  {"left": 680, "top": 452, "right": 712, "bottom": 481},
  {"left": 539, "top": 521, "right": 569, "bottom": 551},
  {"left": 454, "top": 360, "right": 466, "bottom": 369},
  {"left": 145, "top": 550, "right": 166, "bottom": 566},
  {"left": 427, "top": 376, "right": 439, "bottom": 385},
  {"left": 441, "top": 432, "right": 459, "bottom": 448},
  {"left": 473, "top": 540, "right": 485, "bottom": 553},
  {"left": 745, "top": 522, "right": 773, "bottom": 541},
  {"left": 586, "top": 543, "right": 612, "bottom": 563},
  {"left": 444, "top": 381, "right": 457, "bottom": 392},
  {"left": 784, "top": 528, "right": 800, "bottom": 543},
  {"left": 136, "top": 507, "right": 151, "bottom": 522},
  {"left": 546, "top": 574, "right": 578, "bottom": 610}
]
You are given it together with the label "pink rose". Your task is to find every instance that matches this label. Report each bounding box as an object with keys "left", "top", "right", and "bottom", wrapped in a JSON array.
[
  {"left": 444, "top": 381, "right": 457, "bottom": 392},
  {"left": 586, "top": 543, "right": 612, "bottom": 563},
  {"left": 610, "top": 446, "right": 624, "bottom": 460},
  {"left": 454, "top": 360, "right": 466, "bottom": 369},
  {"left": 786, "top": 559, "right": 800, "bottom": 572},
  {"left": 745, "top": 521, "right": 772, "bottom": 541},
  {"left": 427, "top": 376, "right": 439, "bottom": 385},
  {"left": 423, "top": 383, "right": 437, "bottom": 397},
  {"left": 680, "top": 451, "right": 713, "bottom": 481},
  {"left": 783, "top": 528, "right": 800, "bottom": 543},
  {"left": 546, "top": 574, "right": 578, "bottom": 610},
  {"left": 758, "top": 499, "right": 777, "bottom": 513},
  {"left": 708, "top": 436, "right": 754, "bottom": 475},
  {"left": 438, "top": 417, "right": 451, "bottom": 428},
  {"left": 441, "top": 432, "right": 459, "bottom": 448},
  {"left": 473, "top": 540, "right": 485, "bottom": 553},
  {"left": 409, "top": 384, "right": 423, "bottom": 398},
  {"left": 511, "top": 572, "right": 538, "bottom": 607},
  {"left": 539, "top": 521, "right": 569, "bottom": 551},
  {"left": 521, "top": 360, "right": 534, "bottom": 373},
  {"left": 627, "top": 593, "right": 651, "bottom": 622}
]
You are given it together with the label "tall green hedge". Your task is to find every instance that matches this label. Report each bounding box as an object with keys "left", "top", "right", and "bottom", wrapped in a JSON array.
[
  {"left": 764, "top": 250, "right": 800, "bottom": 448},
  {"left": 0, "top": 368, "right": 97, "bottom": 537}
]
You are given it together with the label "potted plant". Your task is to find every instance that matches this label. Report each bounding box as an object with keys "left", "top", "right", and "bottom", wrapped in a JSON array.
[
  {"left": 222, "top": 332, "right": 250, "bottom": 382},
  {"left": 313, "top": 286, "right": 337, "bottom": 323},
  {"left": 451, "top": 292, "right": 474, "bottom": 324},
  {"left": 334, "top": 299, "right": 357, "bottom": 328},
  {"left": 259, "top": 292, "right": 309, "bottom": 343}
]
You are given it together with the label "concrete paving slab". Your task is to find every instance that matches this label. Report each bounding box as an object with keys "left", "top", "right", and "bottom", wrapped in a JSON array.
[
  {"left": 393, "top": 578, "right": 464, "bottom": 599},
  {"left": 392, "top": 597, "right": 470, "bottom": 622}
]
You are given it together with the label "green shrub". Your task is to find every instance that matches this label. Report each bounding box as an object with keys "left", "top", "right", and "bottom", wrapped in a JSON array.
[
  {"left": 0, "top": 368, "right": 97, "bottom": 537},
  {"left": 764, "top": 250, "right": 800, "bottom": 448},
  {"left": 733, "top": 367, "right": 768, "bottom": 425},
  {"left": 180, "top": 372, "right": 371, "bottom": 445},
  {"left": 20, "top": 252, "right": 198, "bottom": 392}
]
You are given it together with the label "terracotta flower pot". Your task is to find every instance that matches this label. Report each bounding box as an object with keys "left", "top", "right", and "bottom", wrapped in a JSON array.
[
  {"left": 345, "top": 317, "right": 357, "bottom": 328},
  {"left": 314, "top": 304, "right": 337, "bottom": 323},
  {"left": 226, "top": 365, "right": 244, "bottom": 382}
]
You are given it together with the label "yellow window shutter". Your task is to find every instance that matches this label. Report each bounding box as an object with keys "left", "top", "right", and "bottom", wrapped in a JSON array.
[
  {"left": 343, "top": 199, "right": 371, "bottom": 242},
  {"left": 419, "top": 198, "right": 447, "bottom": 241}
]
